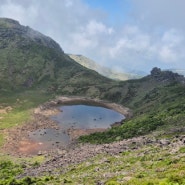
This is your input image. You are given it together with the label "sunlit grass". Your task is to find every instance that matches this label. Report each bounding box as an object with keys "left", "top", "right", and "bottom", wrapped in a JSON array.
[
  {"left": 0, "top": 133, "right": 4, "bottom": 147},
  {"left": 0, "top": 90, "right": 53, "bottom": 147},
  {"left": 0, "top": 109, "right": 30, "bottom": 129}
]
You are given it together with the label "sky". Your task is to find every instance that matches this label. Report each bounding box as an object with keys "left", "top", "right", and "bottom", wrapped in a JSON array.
[{"left": 0, "top": 0, "right": 185, "bottom": 73}]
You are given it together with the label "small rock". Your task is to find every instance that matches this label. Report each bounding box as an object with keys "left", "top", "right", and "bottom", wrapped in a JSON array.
[
  {"left": 37, "top": 151, "right": 42, "bottom": 156},
  {"left": 159, "top": 139, "right": 170, "bottom": 145}
]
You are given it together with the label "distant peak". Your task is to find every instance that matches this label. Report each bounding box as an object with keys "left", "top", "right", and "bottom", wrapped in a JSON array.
[
  {"left": 150, "top": 67, "right": 161, "bottom": 76},
  {"left": 150, "top": 67, "right": 185, "bottom": 84}
]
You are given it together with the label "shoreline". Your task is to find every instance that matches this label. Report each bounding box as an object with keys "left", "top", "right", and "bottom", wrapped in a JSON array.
[
  {"left": 2, "top": 96, "right": 132, "bottom": 156},
  {"left": 43, "top": 96, "right": 133, "bottom": 119}
]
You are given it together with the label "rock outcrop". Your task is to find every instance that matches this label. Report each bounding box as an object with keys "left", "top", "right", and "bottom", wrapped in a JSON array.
[{"left": 150, "top": 67, "right": 185, "bottom": 84}]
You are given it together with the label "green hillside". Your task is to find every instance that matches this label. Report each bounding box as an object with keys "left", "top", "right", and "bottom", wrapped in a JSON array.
[{"left": 0, "top": 18, "right": 111, "bottom": 95}]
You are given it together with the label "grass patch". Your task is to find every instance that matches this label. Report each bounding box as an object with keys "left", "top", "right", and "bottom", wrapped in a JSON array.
[
  {"left": 0, "top": 89, "right": 53, "bottom": 146},
  {"left": 0, "top": 159, "right": 55, "bottom": 185},
  {"left": 0, "top": 90, "right": 53, "bottom": 129},
  {"left": 0, "top": 109, "right": 30, "bottom": 129},
  {"left": 0, "top": 133, "right": 4, "bottom": 147}
]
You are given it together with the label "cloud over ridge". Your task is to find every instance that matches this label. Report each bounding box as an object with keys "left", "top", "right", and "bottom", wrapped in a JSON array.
[{"left": 0, "top": 0, "right": 185, "bottom": 72}]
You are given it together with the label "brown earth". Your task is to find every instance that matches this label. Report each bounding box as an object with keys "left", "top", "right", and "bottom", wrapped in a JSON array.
[
  {"left": 2, "top": 112, "right": 59, "bottom": 156},
  {"left": 2, "top": 96, "right": 132, "bottom": 156}
]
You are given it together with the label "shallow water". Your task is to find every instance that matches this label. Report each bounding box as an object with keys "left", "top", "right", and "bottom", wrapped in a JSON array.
[
  {"left": 29, "top": 105, "right": 125, "bottom": 149},
  {"left": 52, "top": 105, "right": 125, "bottom": 129}
]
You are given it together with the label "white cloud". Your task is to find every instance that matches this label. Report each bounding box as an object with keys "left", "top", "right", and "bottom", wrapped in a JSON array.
[
  {"left": 64, "top": 0, "right": 73, "bottom": 7},
  {"left": 162, "top": 29, "right": 183, "bottom": 47},
  {"left": 159, "top": 46, "right": 176, "bottom": 62},
  {"left": 131, "top": 0, "right": 185, "bottom": 29},
  {"left": 66, "top": 19, "right": 114, "bottom": 55},
  {"left": 0, "top": 0, "right": 185, "bottom": 72},
  {"left": 158, "top": 29, "right": 184, "bottom": 63},
  {"left": 86, "top": 20, "right": 114, "bottom": 35},
  {"left": 107, "top": 26, "right": 185, "bottom": 70},
  {"left": 0, "top": 0, "right": 38, "bottom": 25}
]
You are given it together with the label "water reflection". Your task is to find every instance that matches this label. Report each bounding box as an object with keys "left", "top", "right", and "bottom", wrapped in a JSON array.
[
  {"left": 29, "top": 105, "right": 125, "bottom": 149},
  {"left": 28, "top": 128, "right": 70, "bottom": 149},
  {"left": 52, "top": 105, "right": 125, "bottom": 129}
]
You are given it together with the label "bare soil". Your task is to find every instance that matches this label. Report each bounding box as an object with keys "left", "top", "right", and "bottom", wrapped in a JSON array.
[{"left": 1, "top": 96, "right": 132, "bottom": 156}]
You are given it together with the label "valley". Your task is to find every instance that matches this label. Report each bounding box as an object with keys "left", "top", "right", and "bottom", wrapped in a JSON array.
[{"left": 0, "top": 18, "right": 185, "bottom": 184}]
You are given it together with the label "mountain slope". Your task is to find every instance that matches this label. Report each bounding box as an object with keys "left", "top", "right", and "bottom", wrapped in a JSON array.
[
  {"left": 0, "top": 18, "right": 112, "bottom": 94},
  {"left": 80, "top": 67, "right": 185, "bottom": 143},
  {"left": 0, "top": 18, "right": 185, "bottom": 185},
  {"left": 68, "top": 54, "right": 142, "bottom": 80},
  {"left": 1, "top": 18, "right": 185, "bottom": 135}
]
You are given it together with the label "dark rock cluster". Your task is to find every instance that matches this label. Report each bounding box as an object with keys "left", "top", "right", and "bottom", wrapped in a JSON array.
[{"left": 150, "top": 67, "right": 185, "bottom": 84}]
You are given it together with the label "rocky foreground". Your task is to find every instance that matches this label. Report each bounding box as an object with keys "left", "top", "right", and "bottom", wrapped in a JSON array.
[
  {"left": 19, "top": 133, "right": 185, "bottom": 178},
  {"left": 2, "top": 96, "right": 185, "bottom": 183}
]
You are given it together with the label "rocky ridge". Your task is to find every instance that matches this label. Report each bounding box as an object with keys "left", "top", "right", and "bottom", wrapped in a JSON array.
[{"left": 150, "top": 67, "right": 185, "bottom": 84}]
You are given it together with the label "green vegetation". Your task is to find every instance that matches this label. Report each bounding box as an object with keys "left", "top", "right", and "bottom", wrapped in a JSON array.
[
  {"left": 56, "top": 145, "right": 185, "bottom": 185},
  {"left": 79, "top": 115, "right": 165, "bottom": 144},
  {"left": 0, "top": 160, "right": 55, "bottom": 185},
  {"left": 1, "top": 140, "right": 185, "bottom": 184},
  {"left": 0, "top": 18, "right": 185, "bottom": 184},
  {"left": 0, "top": 133, "right": 4, "bottom": 147},
  {"left": 0, "top": 90, "right": 54, "bottom": 147},
  {"left": 79, "top": 82, "right": 185, "bottom": 144},
  {"left": 1, "top": 70, "right": 183, "bottom": 184},
  {"left": 0, "top": 18, "right": 111, "bottom": 96}
]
